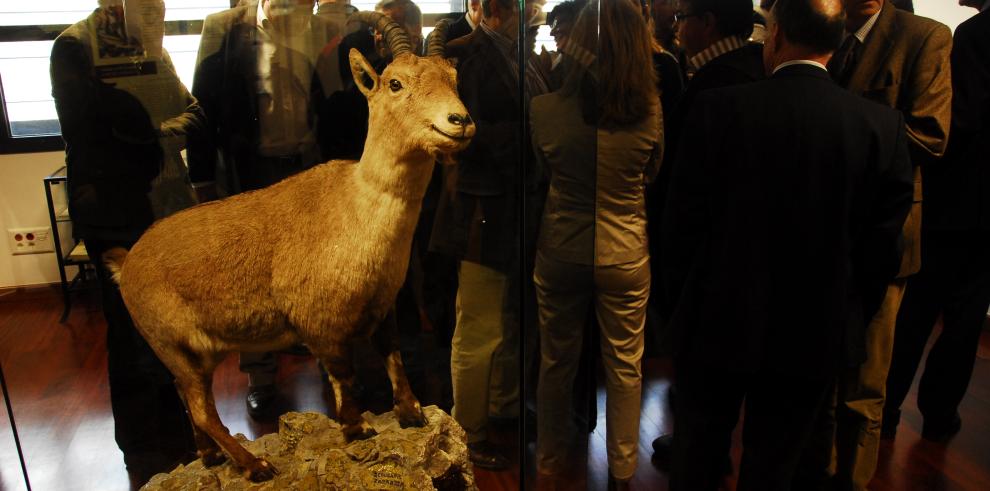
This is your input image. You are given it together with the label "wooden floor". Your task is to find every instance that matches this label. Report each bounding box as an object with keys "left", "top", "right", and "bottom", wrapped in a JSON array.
[{"left": 1, "top": 285, "right": 989, "bottom": 490}]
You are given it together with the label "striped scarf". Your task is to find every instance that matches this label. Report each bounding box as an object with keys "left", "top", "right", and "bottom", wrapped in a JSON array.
[{"left": 686, "top": 35, "right": 749, "bottom": 78}]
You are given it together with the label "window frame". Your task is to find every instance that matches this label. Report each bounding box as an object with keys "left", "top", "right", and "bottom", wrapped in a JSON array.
[
  {"left": 0, "top": 20, "right": 208, "bottom": 154},
  {"left": 0, "top": 24, "right": 65, "bottom": 154}
]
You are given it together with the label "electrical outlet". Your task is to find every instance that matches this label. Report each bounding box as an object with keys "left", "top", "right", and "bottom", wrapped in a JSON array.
[{"left": 8, "top": 227, "right": 54, "bottom": 255}]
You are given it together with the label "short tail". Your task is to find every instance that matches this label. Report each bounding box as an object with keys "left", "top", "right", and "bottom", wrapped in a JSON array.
[{"left": 101, "top": 247, "right": 129, "bottom": 284}]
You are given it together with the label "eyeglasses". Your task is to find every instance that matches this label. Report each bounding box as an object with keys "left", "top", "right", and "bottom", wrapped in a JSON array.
[{"left": 673, "top": 11, "right": 700, "bottom": 23}]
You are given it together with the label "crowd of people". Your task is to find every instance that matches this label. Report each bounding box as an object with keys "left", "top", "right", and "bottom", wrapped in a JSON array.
[{"left": 49, "top": 0, "right": 990, "bottom": 489}]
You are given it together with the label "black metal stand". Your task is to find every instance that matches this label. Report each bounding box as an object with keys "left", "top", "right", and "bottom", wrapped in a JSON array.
[
  {"left": 45, "top": 166, "right": 95, "bottom": 323},
  {"left": 0, "top": 361, "right": 31, "bottom": 490}
]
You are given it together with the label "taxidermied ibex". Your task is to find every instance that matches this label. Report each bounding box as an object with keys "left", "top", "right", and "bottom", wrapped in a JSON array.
[{"left": 104, "top": 13, "right": 471, "bottom": 482}]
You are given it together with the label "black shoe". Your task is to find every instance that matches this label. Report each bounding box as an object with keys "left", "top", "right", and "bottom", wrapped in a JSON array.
[
  {"left": 651, "top": 433, "right": 731, "bottom": 475},
  {"left": 921, "top": 413, "right": 962, "bottom": 443},
  {"left": 246, "top": 385, "right": 277, "bottom": 420},
  {"left": 607, "top": 472, "right": 630, "bottom": 491},
  {"left": 467, "top": 440, "right": 509, "bottom": 471},
  {"left": 651, "top": 434, "right": 673, "bottom": 470}
]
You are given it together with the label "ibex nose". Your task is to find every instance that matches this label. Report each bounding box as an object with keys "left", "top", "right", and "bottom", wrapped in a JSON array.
[{"left": 448, "top": 113, "right": 472, "bottom": 126}]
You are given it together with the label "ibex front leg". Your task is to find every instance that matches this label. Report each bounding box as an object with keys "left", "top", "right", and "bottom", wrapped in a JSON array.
[
  {"left": 318, "top": 343, "right": 377, "bottom": 441},
  {"left": 373, "top": 310, "right": 427, "bottom": 428}
]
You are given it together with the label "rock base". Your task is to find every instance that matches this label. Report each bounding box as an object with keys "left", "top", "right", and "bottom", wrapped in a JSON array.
[{"left": 142, "top": 406, "right": 477, "bottom": 491}]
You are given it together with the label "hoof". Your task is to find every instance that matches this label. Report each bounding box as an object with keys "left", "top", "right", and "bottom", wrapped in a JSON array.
[
  {"left": 344, "top": 423, "right": 378, "bottom": 442},
  {"left": 200, "top": 449, "right": 227, "bottom": 467},
  {"left": 398, "top": 406, "right": 427, "bottom": 428},
  {"left": 247, "top": 458, "right": 279, "bottom": 482}
]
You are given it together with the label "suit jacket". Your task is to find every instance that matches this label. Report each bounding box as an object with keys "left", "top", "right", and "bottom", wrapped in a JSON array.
[
  {"left": 835, "top": 4, "right": 952, "bottom": 276},
  {"left": 922, "top": 10, "right": 990, "bottom": 231},
  {"left": 429, "top": 28, "right": 531, "bottom": 272},
  {"left": 649, "top": 43, "right": 764, "bottom": 314},
  {"left": 650, "top": 42, "right": 764, "bottom": 210},
  {"left": 51, "top": 13, "right": 170, "bottom": 242},
  {"left": 662, "top": 65, "right": 913, "bottom": 378},
  {"left": 669, "top": 43, "right": 765, "bottom": 148},
  {"left": 322, "top": 28, "right": 388, "bottom": 160},
  {"left": 187, "top": 3, "right": 337, "bottom": 194},
  {"left": 444, "top": 14, "right": 473, "bottom": 43},
  {"left": 530, "top": 92, "right": 662, "bottom": 266},
  {"left": 654, "top": 50, "right": 684, "bottom": 130}
]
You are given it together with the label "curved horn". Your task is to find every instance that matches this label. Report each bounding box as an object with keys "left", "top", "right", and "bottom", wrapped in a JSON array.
[
  {"left": 426, "top": 17, "right": 452, "bottom": 57},
  {"left": 348, "top": 11, "right": 414, "bottom": 57}
]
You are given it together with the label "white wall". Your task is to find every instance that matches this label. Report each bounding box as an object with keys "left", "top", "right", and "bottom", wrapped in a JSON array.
[
  {"left": 0, "top": 151, "right": 71, "bottom": 288},
  {"left": 915, "top": 0, "right": 976, "bottom": 32}
]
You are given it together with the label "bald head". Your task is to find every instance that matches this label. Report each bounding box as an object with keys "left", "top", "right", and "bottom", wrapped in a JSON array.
[{"left": 772, "top": 0, "right": 845, "bottom": 54}]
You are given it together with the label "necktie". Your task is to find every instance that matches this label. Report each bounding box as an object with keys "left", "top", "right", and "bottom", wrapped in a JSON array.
[{"left": 829, "top": 35, "right": 860, "bottom": 85}]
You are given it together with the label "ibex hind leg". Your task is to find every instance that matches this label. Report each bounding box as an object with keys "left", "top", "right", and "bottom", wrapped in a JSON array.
[
  {"left": 315, "top": 343, "right": 377, "bottom": 441},
  {"left": 168, "top": 348, "right": 279, "bottom": 482},
  {"left": 372, "top": 310, "right": 426, "bottom": 428},
  {"left": 174, "top": 387, "right": 225, "bottom": 466}
]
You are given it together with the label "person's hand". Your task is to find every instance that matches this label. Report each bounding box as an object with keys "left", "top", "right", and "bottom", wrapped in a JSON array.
[{"left": 538, "top": 45, "right": 553, "bottom": 72}]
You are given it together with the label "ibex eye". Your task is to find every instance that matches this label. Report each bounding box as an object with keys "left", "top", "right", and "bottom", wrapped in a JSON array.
[{"left": 389, "top": 79, "right": 402, "bottom": 92}]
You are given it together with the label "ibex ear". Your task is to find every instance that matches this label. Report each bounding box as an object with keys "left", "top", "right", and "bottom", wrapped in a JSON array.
[{"left": 349, "top": 48, "right": 379, "bottom": 98}]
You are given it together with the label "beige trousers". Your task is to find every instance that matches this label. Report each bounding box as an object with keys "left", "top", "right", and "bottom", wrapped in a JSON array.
[
  {"left": 833, "top": 279, "right": 907, "bottom": 490},
  {"left": 534, "top": 252, "right": 649, "bottom": 480},
  {"left": 450, "top": 260, "right": 518, "bottom": 443}
]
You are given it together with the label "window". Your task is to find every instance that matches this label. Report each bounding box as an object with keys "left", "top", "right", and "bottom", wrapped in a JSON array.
[
  {"left": 0, "top": 0, "right": 229, "bottom": 153},
  {"left": 0, "top": 0, "right": 477, "bottom": 154},
  {"left": 538, "top": 0, "right": 563, "bottom": 52},
  {"left": 352, "top": 0, "right": 464, "bottom": 13}
]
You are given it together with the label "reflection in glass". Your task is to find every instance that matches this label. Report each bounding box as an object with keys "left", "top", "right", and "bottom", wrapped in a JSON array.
[
  {"left": 47, "top": 0, "right": 204, "bottom": 487},
  {"left": 528, "top": 0, "right": 663, "bottom": 488}
]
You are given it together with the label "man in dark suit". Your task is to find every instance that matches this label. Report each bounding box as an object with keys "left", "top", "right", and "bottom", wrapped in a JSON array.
[
  {"left": 187, "top": 0, "right": 337, "bottom": 420},
  {"left": 651, "top": 0, "right": 764, "bottom": 320},
  {"left": 448, "top": 0, "right": 483, "bottom": 41},
  {"left": 50, "top": 3, "right": 198, "bottom": 483},
  {"left": 668, "top": 0, "right": 764, "bottom": 121},
  {"left": 883, "top": 0, "right": 990, "bottom": 445},
  {"left": 822, "top": 0, "right": 952, "bottom": 487},
  {"left": 429, "top": 0, "right": 548, "bottom": 471},
  {"left": 328, "top": 0, "right": 424, "bottom": 159},
  {"left": 648, "top": 0, "right": 765, "bottom": 464},
  {"left": 649, "top": 0, "right": 764, "bottom": 306},
  {"left": 662, "top": 0, "right": 913, "bottom": 488}
]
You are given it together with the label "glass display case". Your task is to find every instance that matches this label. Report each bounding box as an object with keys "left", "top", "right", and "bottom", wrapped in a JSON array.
[{"left": 1, "top": 1, "right": 986, "bottom": 491}]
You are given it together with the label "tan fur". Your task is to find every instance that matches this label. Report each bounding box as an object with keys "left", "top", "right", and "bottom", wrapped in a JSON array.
[{"left": 114, "top": 50, "right": 474, "bottom": 481}]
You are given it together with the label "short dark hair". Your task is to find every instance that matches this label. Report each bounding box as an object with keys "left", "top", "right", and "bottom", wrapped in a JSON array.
[
  {"left": 547, "top": 0, "right": 587, "bottom": 27},
  {"left": 680, "top": 0, "right": 754, "bottom": 39},
  {"left": 481, "top": 0, "right": 514, "bottom": 18},
  {"left": 773, "top": 0, "right": 845, "bottom": 54}
]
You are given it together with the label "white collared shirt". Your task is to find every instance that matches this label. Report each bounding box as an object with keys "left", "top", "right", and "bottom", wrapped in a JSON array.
[
  {"left": 772, "top": 59, "right": 828, "bottom": 75},
  {"left": 851, "top": 6, "right": 882, "bottom": 43},
  {"left": 255, "top": 0, "right": 318, "bottom": 157}
]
